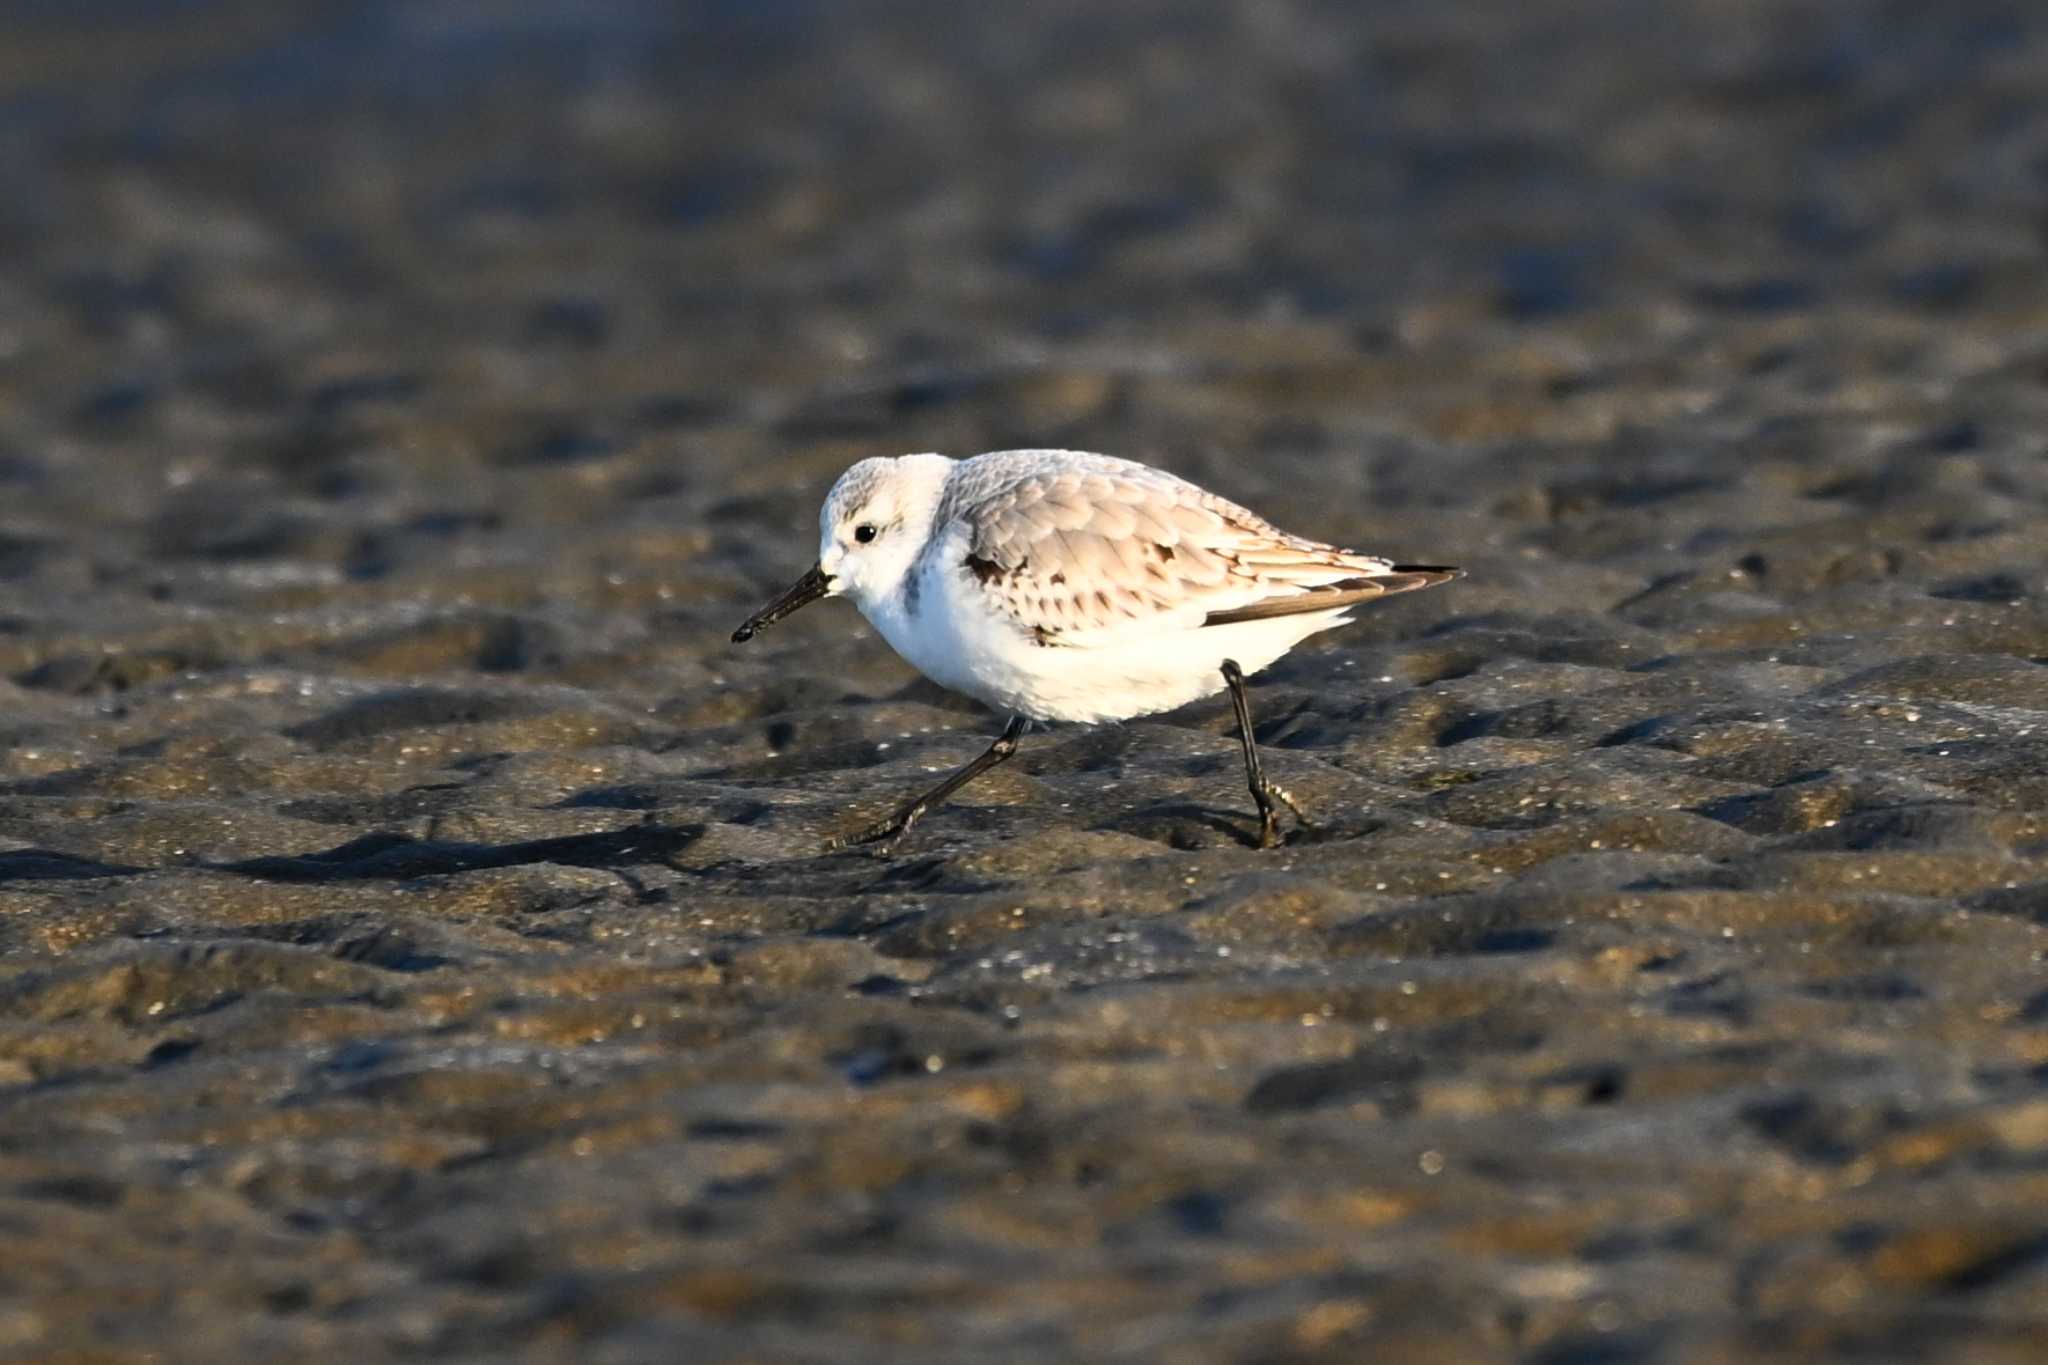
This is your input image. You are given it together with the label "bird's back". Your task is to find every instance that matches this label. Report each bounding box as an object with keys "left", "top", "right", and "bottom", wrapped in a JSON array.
[{"left": 873, "top": 449, "right": 1458, "bottom": 722}]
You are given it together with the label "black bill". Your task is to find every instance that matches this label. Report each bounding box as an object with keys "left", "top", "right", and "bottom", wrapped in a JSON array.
[{"left": 731, "top": 563, "right": 832, "bottom": 642}]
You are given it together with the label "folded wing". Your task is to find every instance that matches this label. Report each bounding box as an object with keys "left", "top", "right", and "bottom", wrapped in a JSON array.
[{"left": 956, "top": 467, "right": 1458, "bottom": 647}]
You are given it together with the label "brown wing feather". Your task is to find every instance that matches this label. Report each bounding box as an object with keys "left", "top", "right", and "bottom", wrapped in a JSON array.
[
  {"left": 957, "top": 463, "right": 1458, "bottom": 644},
  {"left": 1201, "top": 566, "right": 1462, "bottom": 626}
]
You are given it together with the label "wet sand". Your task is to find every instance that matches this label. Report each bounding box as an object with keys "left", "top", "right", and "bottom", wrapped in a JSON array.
[{"left": 2, "top": 1, "right": 2047, "bottom": 1360}]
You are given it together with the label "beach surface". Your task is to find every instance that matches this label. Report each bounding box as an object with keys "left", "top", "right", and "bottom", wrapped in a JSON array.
[{"left": 2, "top": 1, "right": 2046, "bottom": 1360}]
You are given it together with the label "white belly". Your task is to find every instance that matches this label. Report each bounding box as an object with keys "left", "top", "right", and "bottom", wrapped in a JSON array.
[{"left": 858, "top": 559, "right": 1352, "bottom": 723}]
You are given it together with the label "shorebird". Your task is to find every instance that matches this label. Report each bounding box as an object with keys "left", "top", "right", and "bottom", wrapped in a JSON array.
[{"left": 733, "top": 449, "right": 1460, "bottom": 851}]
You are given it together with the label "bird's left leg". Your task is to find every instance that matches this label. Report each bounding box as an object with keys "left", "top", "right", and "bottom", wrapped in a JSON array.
[
  {"left": 1220, "top": 659, "right": 1312, "bottom": 849},
  {"left": 826, "top": 714, "right": 1029, "bottom": 855}
]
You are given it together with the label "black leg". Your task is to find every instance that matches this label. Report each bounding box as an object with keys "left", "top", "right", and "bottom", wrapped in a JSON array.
[
  {"left": 827, "top": 714, "right": 1030, "bottom": 854},
  {"left": 1221, "top": 659, "right": 1310, "bottom": 849}
]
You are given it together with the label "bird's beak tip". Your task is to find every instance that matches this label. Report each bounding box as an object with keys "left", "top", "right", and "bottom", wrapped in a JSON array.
[{"left": 731, "top": 562, "right": 832, "bottom": 644}]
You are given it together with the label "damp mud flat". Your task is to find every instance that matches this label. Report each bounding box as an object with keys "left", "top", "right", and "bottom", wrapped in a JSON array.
[{"left": 3, "top": 1, "right": 2048, "bottom": 1361}]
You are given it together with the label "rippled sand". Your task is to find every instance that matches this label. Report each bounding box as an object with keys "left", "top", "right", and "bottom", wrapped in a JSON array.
[{"left": 2, "top": 1, "right": 2047, "bottom": 1360}]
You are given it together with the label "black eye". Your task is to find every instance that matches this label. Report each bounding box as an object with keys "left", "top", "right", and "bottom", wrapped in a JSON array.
[{"left": 853, "top": 524, "right": 878, "bottom": 544}]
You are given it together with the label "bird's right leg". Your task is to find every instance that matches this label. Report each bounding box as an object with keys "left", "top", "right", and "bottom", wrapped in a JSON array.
[
  {"left": 827, "top": 714, "right": 1029, "bottom": 855},
  {"left": 1221, "top": 659, "right": 1312, "bottom": 849}
]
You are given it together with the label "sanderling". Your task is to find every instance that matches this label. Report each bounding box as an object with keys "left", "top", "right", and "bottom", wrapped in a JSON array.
[{"left": 733, "top": 449, "right": 1460, "bottom": 851}]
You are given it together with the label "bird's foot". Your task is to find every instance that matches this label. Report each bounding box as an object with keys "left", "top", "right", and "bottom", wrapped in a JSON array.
[
  {"left": 823, "top": 804, "right": 923, "bottom": 857},
  {"left": 1266, "top": 781, "right": 1315, "bottom": 828},
  {"left": 1251, "top": 781, "right": 1316, "bottom": 849}
]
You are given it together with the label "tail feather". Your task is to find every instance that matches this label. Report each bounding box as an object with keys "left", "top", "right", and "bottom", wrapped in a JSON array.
[{"left": 1202, "top": 564, "right": 1462, "bottom": 627}]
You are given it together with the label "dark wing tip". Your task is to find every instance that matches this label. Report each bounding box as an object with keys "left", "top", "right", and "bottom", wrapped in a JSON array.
[{"left": 1202, "top": 566, "right": 1459, "bottom": 628}]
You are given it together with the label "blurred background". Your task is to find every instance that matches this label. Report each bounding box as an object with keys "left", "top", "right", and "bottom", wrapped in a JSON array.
[
  {"left": 9, "top": 0, "right": 2045, "bottom": 595},
  {"left": 5, "top": 3, "right": 2048, "bottom": 1361}
]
